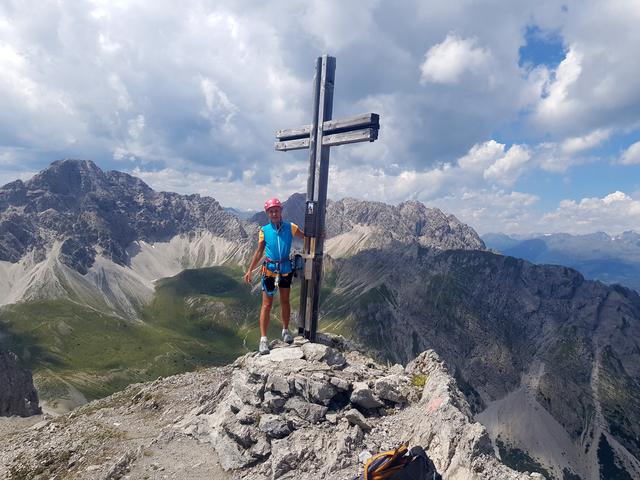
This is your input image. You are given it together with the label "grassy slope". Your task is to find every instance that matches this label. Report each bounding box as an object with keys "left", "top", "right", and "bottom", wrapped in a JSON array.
[{"left": 0, "top": 266, "right": 295, "bottom": 404}]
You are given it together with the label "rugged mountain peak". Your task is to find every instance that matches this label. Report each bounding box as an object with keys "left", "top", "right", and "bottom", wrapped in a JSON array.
[
  {"left": 249, "top": 193, "right": 485, "bottom": 254},
  {"left": 28, "top": 159, "right": 107, "bottom": 195},
  {"left": 326, "top": 196, "right": 485, "bottom": 253},
  {"left": 0, "top": 350, "right": 41, "bottom": 417},
  {"left": 0, "top": 337, "right": 536, "bottom": 479},
  {"left": 0, "top": 160, "right": 248, "bottom": 271}
]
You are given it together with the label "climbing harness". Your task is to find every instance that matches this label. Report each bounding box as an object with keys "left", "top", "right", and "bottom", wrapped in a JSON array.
[{"left": 262, "top": 257, "right": 282, "bottom": 297}]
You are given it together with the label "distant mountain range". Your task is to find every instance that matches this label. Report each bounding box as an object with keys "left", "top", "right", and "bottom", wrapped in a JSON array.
[
  {"left": 483, "top": 232, "right": 640, "bottom": 292},
  {"left": 223, "top": 206, "right": 258, "bottom": 220},
  {"left": 1, "top": 160, "right": 639, "bottom": 479}
]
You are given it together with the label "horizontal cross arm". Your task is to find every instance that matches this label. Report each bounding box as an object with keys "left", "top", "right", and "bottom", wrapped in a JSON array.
[
  {"left": 276, "top": 113, "right": 379, "bottom": 141},
  {"left": 275, "top": 127, "right": 378, "bottom": 151}
]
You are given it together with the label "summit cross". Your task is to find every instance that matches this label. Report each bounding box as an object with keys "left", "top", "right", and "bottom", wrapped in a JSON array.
[{"left": 274, "top": 55, "right": 380, "bottom": 342}]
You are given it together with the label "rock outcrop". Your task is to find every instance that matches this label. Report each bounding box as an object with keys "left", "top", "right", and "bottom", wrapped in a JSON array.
[
  {"left": 0, "top": 350, "right": 41, "bottom": 417},
  {"left": 0, "top": 337, "right": 540, "bottom": 479}
]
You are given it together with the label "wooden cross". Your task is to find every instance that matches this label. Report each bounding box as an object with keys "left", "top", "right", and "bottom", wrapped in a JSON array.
[{"left": 274, "top": 55, "right": 380, "bottom": 342}]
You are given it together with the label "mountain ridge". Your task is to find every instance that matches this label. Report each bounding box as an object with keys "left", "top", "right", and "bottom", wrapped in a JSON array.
[
  {"left": 320, "top": 245, "right": 640, "bottom": 478},
  {"left": 0, "top": 160, "right": 484, "bottom": 316},
  {"left": 483, "top": 231, "right": 640, "bottom": 292}
]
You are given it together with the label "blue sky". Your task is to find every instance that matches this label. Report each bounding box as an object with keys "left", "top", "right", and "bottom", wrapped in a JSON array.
[{"left": 1, "top": 0, "right": 640, "bottom": 235}]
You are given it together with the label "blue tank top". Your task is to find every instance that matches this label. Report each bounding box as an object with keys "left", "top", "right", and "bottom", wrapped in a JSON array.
[{"left": 261, "top": 221, "right": 293, "bottom": 274}]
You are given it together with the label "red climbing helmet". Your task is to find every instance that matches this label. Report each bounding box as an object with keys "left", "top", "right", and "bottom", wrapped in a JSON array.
[{"left": 264, "top": 197, "right": 282, "bottom": 212}]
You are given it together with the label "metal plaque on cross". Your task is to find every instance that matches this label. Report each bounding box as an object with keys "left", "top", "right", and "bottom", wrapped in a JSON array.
[{"left": 274, "top": 55, "right": 380, "bottom": 342}]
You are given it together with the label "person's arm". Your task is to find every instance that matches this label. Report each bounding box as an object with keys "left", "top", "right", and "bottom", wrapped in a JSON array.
[{"left": 244, "top": 241, "right": 265, "bottom": 284}]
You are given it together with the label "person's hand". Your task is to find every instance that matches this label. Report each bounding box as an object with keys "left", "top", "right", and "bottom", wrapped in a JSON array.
[{"left": 243, "top": 270, "right": 252, "bottom": 284}]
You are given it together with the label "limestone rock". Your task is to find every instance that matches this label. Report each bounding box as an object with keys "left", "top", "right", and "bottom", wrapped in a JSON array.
[
  {"left": 232, "top": 370, "right": 265, "bottom": 407},
  {"left": 342, "top": 408, "right": 371, "bottom": 432},
  {"left": 262, "top": 391, "right": 286, "bottom": 413},
  {"left": 266, "top": 372, "right": 293, "bottom": 397},
  {"left": 301, "top": 343, "right": 347, "bottom": 367},
  {"left": 374, "top": 375, "right": 409, "bottom": 404},
  {"left": 284, "top": 397, "right": 327, "bottom": 424},
  {"left": 258, "top": 414, "right": 291, "bottom": 439},
  {"left": 257, "top": 347, "right": 304, "bottom": 363},
  {"left": 350, "top": 382, "right": 384, "bottom": 410}
]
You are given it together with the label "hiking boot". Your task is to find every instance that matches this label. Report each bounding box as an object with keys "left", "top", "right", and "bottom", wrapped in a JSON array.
[
  {"left": 259, "top": 337, "right": 270, "bottom": 355},
  {"left": 282, "top": 329, "right": 293, "bottom": 345}
]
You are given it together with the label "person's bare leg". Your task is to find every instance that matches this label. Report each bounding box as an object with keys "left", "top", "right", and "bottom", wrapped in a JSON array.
[
  {"left": 260, "top": 292, "right": 273, "bottom": 337},
  {"left": 279, "top": 287, "right": 291, "bottom": 330}
]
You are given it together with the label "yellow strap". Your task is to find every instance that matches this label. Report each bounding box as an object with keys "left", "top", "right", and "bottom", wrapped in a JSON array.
[
  {"left": 261, "top": 265, "right": 278, "bottom": 277},
  {"left": 372, "top": 464, "right": 409, "bottom": 480},
  {"left": 364, "top": 444, "right": 409, "bottom": 480},
  {"left": 378, "top": 444, "right": 408, "bottom": 472}
]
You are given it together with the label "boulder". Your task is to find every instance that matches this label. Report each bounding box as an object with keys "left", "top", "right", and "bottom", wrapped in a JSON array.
[
  {"left": 342, "top": 408, "right": 371, "bottom": 432},
  {"left": 301, "top": 343, "right": 346, "bottom": 367},
  {"left": 265, "top": 372, "right": 293, "bottom": 397},
  {"left": 284, "top": 397, "right": 328, "bottom": 424},
  {"left": 262, "top": 391, "right": 286, "bottom": 413},
  {"left": 258, "top": 414, "right": 291, "bottom": 439},
  {"left": 231, "top": 370, "right": 265, "bottom": 407},
  {"left": 350, "top": 382, "right": 384, "bottom": 409},
  {"left": 374, "top": 375, "right": 409, "bottom": 404}
]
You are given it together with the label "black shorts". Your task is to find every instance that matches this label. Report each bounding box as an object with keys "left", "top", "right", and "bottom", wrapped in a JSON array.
[{"left": 262, "top": 273, "right": 293, "bottom": 292}]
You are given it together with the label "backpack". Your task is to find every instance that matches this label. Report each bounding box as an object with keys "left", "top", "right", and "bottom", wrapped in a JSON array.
[{"left": 354, "top": 443, "right": 442, "bottom": 480}]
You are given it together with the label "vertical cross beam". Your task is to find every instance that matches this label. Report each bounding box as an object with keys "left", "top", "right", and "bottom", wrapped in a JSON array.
[{"left": 301, "top": 55, "right": 335, "bottom": 341}]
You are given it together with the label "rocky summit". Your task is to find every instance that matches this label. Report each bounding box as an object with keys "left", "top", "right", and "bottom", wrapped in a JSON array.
[{"left": 0, "top": 335, "right": 541, "bottom": 480}]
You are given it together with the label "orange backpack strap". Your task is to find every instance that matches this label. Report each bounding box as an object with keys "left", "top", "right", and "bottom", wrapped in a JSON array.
[{"left": 364, "top": 444, "right": 409, "bottom": 480}]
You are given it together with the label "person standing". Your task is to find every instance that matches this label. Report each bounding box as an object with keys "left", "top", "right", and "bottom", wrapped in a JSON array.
[{"left": 244, "top": 198, "right": 304, "bottom": 354}]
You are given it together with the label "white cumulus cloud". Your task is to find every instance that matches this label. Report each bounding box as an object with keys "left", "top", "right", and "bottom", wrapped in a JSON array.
[
  {"left": 620, "top": 141, "right": 640, "bottom": 165},
  {"left": 535, "top": 46, "right": 583, "bottom": 122},
  {"left": 457, "top": 140, "right": 532, "bottom": 186},
  {"left": 540, "top": 191, "right": 640, "bottom": 234},
  {"left": 560, "top": 128, "right": 611, "bottom": 155},
  {"left": 420, "top": 33, "right": 491, "bottom": 84}
]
